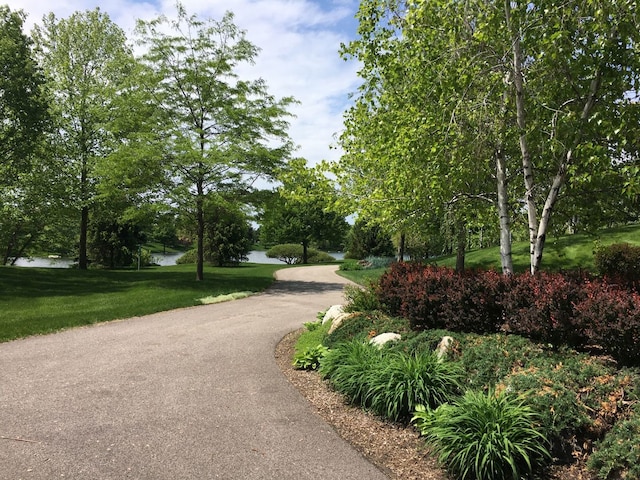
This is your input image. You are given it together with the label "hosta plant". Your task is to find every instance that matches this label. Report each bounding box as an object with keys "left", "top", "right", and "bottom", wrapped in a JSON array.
[{"left": 292, "top": 344, "right": 330, "bottom": 370}]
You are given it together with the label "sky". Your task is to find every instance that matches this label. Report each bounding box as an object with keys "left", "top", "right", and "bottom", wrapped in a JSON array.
[{"left": 5, "top": 0, "right": 362, "bottom": 167}]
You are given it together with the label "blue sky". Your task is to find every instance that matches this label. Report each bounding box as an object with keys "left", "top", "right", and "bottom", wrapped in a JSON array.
[{"left": 6, "top": 0, "right": 362, "bottom": 166}]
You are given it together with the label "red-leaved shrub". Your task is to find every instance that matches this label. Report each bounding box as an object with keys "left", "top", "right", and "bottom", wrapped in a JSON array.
[
  {"left": 500, "top": 272, "right": 588, "bottom": 347},
  {"left": 574, "top": 280, "right": 640, "bottom": 366},
  {"left": 376, "top": 263, "right": 640, "bottom": 366}
]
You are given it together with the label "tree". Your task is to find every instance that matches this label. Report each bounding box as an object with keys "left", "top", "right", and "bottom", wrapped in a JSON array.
[
  {"left": 32, "top": 8, "right": 136, "bottom": 270},
  {"left": 260, "top": 159, "right": 349, "bottom": 264},
  {"left": 135, "top": 3, "right": 295, "bottom": 280},
  {"left": 337, "top": 0, "right": 640, "bottom": 275},
  {"left": 0, "top": 6, "right": 49, "bottom": 185},
  {"left": 0, "top": 6, "right": 52, "bottom": 264},
  {"left": 346, "top": 219, "right": 394, "bottom": 260}
]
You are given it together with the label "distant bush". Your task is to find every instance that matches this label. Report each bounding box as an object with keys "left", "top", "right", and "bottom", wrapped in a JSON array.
[
  {"left": 594, "top": 242, "right": 640, "bottom": 288},
  {"left": 176, "top": 249, "right": 197, "bottom": 264},
  {"left": 266, "top": 244, "right": 335, "bottom": 264}
]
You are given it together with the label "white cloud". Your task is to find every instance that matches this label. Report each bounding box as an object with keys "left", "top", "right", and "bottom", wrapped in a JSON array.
[{"left": 8, "top": 0, "right": 361, "bottom": 165}]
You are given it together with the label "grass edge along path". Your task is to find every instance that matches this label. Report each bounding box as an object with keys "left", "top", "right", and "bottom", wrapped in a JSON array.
[{"left": 0, "top": 263, "right": 286, "bottom": 343}]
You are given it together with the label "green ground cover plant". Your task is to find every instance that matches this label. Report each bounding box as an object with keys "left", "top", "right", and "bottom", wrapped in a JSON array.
[{"left": 0, "top": 263, "right": 284, "bottom": 342}]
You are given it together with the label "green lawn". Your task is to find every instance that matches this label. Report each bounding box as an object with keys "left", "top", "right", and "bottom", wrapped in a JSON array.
[
  {"left": 0, "top": 263, "right": 284, "bottom": 342},
  {"left": 438, "top": 223, "right": 640, "bottom": 272},
  {"left": 337, "top": 223, "right": 640, "bottom": 284}
]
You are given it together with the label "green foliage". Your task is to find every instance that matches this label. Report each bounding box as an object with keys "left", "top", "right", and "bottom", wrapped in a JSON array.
[
  {"left": 369, "top": 351, "right": 463, "bottom": 422},
  {"left": 594, "top": 242, "right": 640, "bottom": 286},
  {"left": 319, "top": 338, "right": 462, "bottom": 422},
  {"left": 259, "top": 159, "right": 349, "bottom": 257},
  {"left": 176, "top": 249, "right": 197, "bottom": 265},
  {"left": 33, "top": 8, "right": 135, "bottom": 270},
  {"left": 0, "top": 6, "right": 49, "bottom": 180},
  {"left": 413, "top": 390, "right": 551, "bottom": 480},
  {"left": 266, "top": 244, "right": 335, "bottom": 265},
  {"left": 181, "top": 196, "right": 252, "bottom": 267},
  {"left": 293, "top": 344, "right": 330, "bottom": 370},
  {"left": 345, "top": 220, "right": 395, "bottom": 259},
  {"left": 135, "top": 4, "right": 294, "bottom": 280},
  {"left": 588, "top": 405, "right": 640, "bottom": 480},
  {"left": 294, "top": 320, "right": 331, "bottom": 356},
  {"left": 322, "top": 311, "right": 409, "bottom": 349},
  {"left": 343, "top": 283, "right": 380, "bottom": 313},
  {"left": 319, "top": 340, "right": 385, "bottom": 405}
]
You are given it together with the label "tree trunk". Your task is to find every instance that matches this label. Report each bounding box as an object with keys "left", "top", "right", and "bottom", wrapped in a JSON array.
[
  {"left": 78, "top": 205, "right": 89, "bottom": 270},
  {"left": 302, "top": 241, "right": 309, "bottom": 264},
  {"left": 455, "top": 221, "right": 466, "bottom": 274},
  {"left": 397, "top": 232, "right": 406, "bottom": 262},
  {"left": 196, "top": 185, "right": 205, "bottom": 281},
  {"left": 505, "top": 0, "right": 537, "bottom": 275},
  {"left": 496, "top": 87, "right": 513, "bottom": 275},
  {"left": 496, "top": 146, "right": 514, "bottom": 275}
]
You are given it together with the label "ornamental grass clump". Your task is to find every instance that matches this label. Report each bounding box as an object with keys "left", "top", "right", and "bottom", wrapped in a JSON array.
[
  {"left": 319, "top": 340, "right": 384, "bottom": 406},
  {"left": 368, "top": 351, "right": 463, "bottom": 422},
  {"left": 413, "top": 389, "right": 550, "bottom": 480}
]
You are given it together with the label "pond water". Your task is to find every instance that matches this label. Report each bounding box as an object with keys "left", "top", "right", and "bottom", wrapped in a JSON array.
[{"left": 10, "top": 251, "right": 345, "bottom": 268}]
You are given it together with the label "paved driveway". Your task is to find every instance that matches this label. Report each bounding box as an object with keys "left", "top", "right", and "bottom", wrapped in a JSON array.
[{"left": 0, "top": 265, "right": 388, "bottom": 479}]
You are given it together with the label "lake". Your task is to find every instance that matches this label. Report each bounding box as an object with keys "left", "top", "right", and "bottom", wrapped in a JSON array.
[{"left": 10, "top": 251, "right": 345, "bottom": 268}]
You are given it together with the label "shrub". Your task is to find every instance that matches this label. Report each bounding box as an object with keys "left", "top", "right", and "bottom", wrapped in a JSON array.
[
  {"left": 574, "top": 280, "right": 640, "bottom": 366},
  {"left": 413, "top": 390, "right": 551, "bottom": 480},
  {"left": 458, "top": 333, "right": 546, "bottom": 390},
  {"left": 439, "top": 269, "right": 505, "bottom": 334},
  {"left": 176, "top": 249, "right": 197, "bottom": 264},
  {"left": 594, "top": 242, "right": 640, "bottom": 288},
  {"left": 266, "top": 244, "right": 335, "bottom": 264},
  {"left": 368, "top": 351, "right": 463, "bottom": 421},
  {"left": 378, "top": 263, "right": 457, "bottom": 330},
  {"left": 292, "top": 344, "right": 330, "bottom": 370},
  {"left": 323, "top": 311, "right": 410, "bottom": 349},
  {"left": 343, "top": 283, "right": 380, "bottom": 313},
  {"left": 588, "top": 405, "right": 640, "bottom": 480},
  {"left": 500, "top": 272, "right": 588, "bottom": 347}
]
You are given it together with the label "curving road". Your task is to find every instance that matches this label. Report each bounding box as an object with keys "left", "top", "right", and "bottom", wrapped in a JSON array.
[{"left": 0, "top": 266, "right": 388, "bottom": 480}]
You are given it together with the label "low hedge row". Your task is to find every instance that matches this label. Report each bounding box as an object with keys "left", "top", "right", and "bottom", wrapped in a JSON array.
[{"left": 377, "top": 262, "right": 640, "bottom": 366}]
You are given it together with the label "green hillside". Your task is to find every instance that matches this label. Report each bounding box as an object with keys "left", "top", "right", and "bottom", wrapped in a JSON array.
[{"left": 437, "top": 223, "right": 640, "bottom": 273}]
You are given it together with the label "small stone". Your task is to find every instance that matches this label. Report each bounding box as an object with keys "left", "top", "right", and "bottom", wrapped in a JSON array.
[
  {"left": 435, "top": 336, "right": 454, "bottom": 361},
  {"left": 369, "top": 332, "right": 401, "bottom": 348},
  {"left": 322, "top": 305, "right": 344, "bottom": 324}
]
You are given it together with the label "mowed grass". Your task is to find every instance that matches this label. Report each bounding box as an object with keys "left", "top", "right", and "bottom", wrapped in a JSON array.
[
  {"left": 0, "top": 263, "right": 285, "bottom": 342},
  {"left": 438, "top": 223, "right": 640, "bottom": 273},
  {"left": 338, "top": 223, "right": 640, "bottom": 283}
]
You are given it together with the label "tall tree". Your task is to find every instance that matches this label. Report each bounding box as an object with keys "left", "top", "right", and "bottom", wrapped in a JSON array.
[
  {"left": 0, "top": 6, "right": 49, "bottom": 185},
  {"left": 337, "top": 0, "right": 640, "bottom": 275},
  {"left": 32, "top": 8, "right": 135, "bottom": 270},
  {"left": 135, "top": 3, "right": 295, "bottom": 281},
  {"left": 0, "top": 6, "right": 53, "bottom": 264},
  {"left": 261, "top": 159, "right": 349, "bottom": 264}
]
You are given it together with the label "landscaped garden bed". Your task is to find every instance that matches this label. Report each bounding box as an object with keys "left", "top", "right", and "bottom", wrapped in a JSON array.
[{"left": 292, "top": 259, "right": 640, "bottom": 480}]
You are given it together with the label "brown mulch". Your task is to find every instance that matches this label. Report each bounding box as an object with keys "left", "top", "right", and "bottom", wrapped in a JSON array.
[{"left": 275, "top": 329, "right": 596, "bottom": 480}]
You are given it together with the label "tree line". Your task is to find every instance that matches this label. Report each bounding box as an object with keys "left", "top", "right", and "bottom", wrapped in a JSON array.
[
  {"left": 331, "top": 0, "right": 640, "bottom": 274},
  {"left": 0, "top": 4, "right": 300, "bottom": 279}
]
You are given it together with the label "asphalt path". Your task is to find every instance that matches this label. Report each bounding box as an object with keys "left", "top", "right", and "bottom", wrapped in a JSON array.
[{"left": 0, "top": 265, "right": 388, "bottom": 480}]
